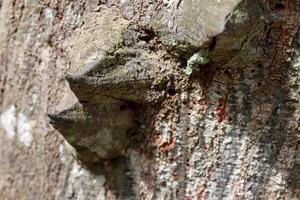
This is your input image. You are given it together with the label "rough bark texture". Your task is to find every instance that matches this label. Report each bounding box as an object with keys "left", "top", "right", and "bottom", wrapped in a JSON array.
[{"left": 0, "top": 0, "right": 299, "bottom": 200}]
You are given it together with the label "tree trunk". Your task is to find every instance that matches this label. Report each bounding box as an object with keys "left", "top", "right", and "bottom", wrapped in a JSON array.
[{"left": 0, "top": 0, "right": 299, "bottom": 199}]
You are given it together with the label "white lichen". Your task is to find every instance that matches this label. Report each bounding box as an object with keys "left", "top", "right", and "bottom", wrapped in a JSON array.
[
  {"left": 291, "top": 49, "right": 300, "bottom": 69},
  {"left": 17, "top": 113, "right": 33, "bottom": 147},
  {"left": 43, "top": 8, "right": 53, "bottom": 22},
  {"left": 59, "top": 143, "right": 67, "bottom": 162},
  {"left": 0, "top": 105, "right": 33, "bottom": 147},
  {"left": 183, "top": 50, "right": 209, "bottom": 75},
  {"left": 77, "top": 189, "right": 85, "bottom": 200},
  {"left": 0, "top": 105, "right": 17, "bottom": 138}
]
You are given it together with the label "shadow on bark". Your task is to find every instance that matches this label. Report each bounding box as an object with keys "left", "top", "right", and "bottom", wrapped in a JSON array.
[
  {"left": 188, "top": 0, "right": 299, "bottom": 198},
  {"left": 205, "top": 0, "right": 300, "bottom": 197}
]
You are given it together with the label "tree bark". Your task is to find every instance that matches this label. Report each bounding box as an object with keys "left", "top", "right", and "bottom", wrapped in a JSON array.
[{"left": 0, "top": 0, "right": 299, "bottom": 200}]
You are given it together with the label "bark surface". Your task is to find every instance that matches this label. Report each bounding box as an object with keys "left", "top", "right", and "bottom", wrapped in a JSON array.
[{"left": 0, "top": 0, "right": 299, "bottom": 200}]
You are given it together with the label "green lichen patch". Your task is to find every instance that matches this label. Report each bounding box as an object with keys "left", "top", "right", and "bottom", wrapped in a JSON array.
[
  {"left": 183, "top": 50, "right": 209, "bottom": 75},
  {"left": 230, "top": 8, "right": 249, "bottom": 24}
]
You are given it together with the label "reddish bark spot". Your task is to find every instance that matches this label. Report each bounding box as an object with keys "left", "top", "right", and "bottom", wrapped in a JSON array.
[
  {"left": 159, "top": 139, "right": 175, "bottom": 153},
  {"left": 171, "top": 173, "right": 178, "bottom": 181},
  {"left": 197, "top": 184, "right": 207, "bottom": 200},
  {"left": 214, "top": 99, "right": 226, "bottom": 123},
  {"left": 154, "top": 135, "right": 162, "bottom": 145}
]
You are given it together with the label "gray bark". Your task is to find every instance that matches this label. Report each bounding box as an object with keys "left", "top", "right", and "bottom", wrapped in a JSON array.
[{"left": 0, "top": 0, "right": 299, "bottom": 199}]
